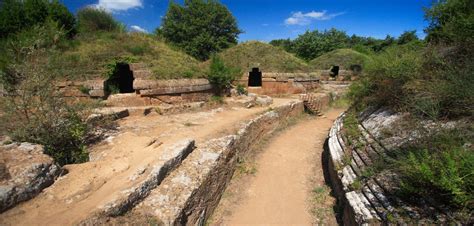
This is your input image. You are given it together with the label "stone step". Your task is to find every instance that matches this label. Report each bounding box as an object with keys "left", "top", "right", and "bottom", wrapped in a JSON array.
[{"left": 81, "top": 140, "right": 196, "bottom": 224}]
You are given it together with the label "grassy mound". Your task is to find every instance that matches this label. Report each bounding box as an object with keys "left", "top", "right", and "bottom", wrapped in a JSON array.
[
  {"left": 309, "top": 48, "right": 372, "bottom": 70},
  {"left": 209, "top": 41, "right": 310, "bottom": 74},
  {"left": 58, "top": 32, "right": 205, "bottom": 80}
]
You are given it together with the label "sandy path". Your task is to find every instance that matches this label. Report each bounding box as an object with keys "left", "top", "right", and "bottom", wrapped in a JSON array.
[
  {"left": 216, "top": 108, "right": 344, "bottom": 225},
  {"left": 0, "top": 99, "right": 293, "bottom": 226}
]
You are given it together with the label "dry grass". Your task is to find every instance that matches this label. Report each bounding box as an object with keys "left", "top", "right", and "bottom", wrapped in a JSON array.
[
  {"left": 57, "top": 32, "right": 206, "bottom": 80},
  {"left": 204, "top": 41, "right": 311, "bottom": 76},
  {"left": 310, "top": 48, "right": 373, "bottom": 70}
]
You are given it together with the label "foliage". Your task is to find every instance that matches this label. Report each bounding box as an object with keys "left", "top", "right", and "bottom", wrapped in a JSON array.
[
  {"left": 0, "top": 21, "right": 67, "bottom": 87},
  {"left": 76, "top": 7, "right": 123, "bottom": 33},
  {"left": 0, "top": 25, "right": 89, "bottom": 165},
  {"left": 157, "top": 0, "right": 241, "bottom": 60},
  {"left": 292, "top": 28, "right": 349, "bottom": 61},
  {"left": 207, "top": 55, "right": 239, "bottom": 95},
  {"left": 397, "top": 30, "right": 419, "bottom": 45},
  {"left": 424, "top": 0, "right": 474, "bottom": 45},
  {"left": 236, "top": 83, "right": 247, "bottom": 95},
  {"left": 269, "top": 38, "right": 294, "bottom": 53},
  {"left": 395, "top": 127, "right": 473, "bottom": 210},
  {"left": 348, "top": 0, "right": 473, "bottom": 119},
  {"left": 347, "top": 43, "right": 426, "bottom": 113},
  {"left": 0, "top": 0, "right": 76, "bottom": 38},
  {"left": 309, "top": 48, "right": 372, "bottom": 70}
]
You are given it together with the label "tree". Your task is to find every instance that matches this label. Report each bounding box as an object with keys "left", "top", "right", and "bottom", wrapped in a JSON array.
[
  {"left": 0, "top": 24, "right": 89, "bottom": 165},
  {"left": 77, "top": 7, "right": 123, "bottom": 33},
  {"left": 0, "top": 0, "right": 76, "bottom": 38},
  {"left": 157, "top": 0, "right": 241, "bottom": 60},
  {"left": 292, "top": 28, "right": 349, "bottom": 61},
  {"left": 269, "top": 38, "right": 294, "bottom": 53},
  {"left": 425, "top": 0, "right": 474, "bottom": 45},
  {"left": 48, "top": 0, "right": 76, "bottom": 37},
  {"left": 397, "top": 30, "right": 419, "bottom": 45}
]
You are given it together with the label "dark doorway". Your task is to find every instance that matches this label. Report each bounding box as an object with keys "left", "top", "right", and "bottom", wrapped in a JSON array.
[
  {"left": 105, "top": 63, "right": 135, "bottom": 94},
  {"left": 248, "top": 68, "right": 262, "bottom": 87},
  {"left": 330, "top": 66, "right": 339, "bottom": 77},
  {"left": 350, "top": 64, "right": 362, "bottom": 74}
]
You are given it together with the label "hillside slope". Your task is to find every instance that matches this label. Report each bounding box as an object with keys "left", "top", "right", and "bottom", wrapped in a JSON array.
[
  {"left": 59, "top": 33, "right": 205, "bottom": 80},
  {"left": 309, "top": 48, "right": 372, "bottom": 70},
  {"left": 209, "top": 41, "right": 310, "bottom": 74}
]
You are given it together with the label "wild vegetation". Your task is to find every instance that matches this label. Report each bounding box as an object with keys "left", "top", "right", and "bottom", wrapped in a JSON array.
[
  {"left": 157, "top": 0, "right": 241, "bottom": 60},
  {"left": 211, "top": 41, "right": 310, "bottom": 74},
  {"left": 0, "top": 23, "right": 89, "bottom": 166},
  {"left": 345, "top": 0, "right": 473, "bottom": 217},
  {"left": 309, "top": 48, "right": 372, "bottom": 70},
  {"left": 270, "top": 28, "right": 420, "bottom": 61},
  {"left": 0, "top": 0, "right": 76, "bottom": 38}
]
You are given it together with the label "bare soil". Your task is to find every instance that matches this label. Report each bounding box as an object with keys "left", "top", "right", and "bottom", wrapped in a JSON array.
[
  {"left": 211, "top": 108, "right": 344, "bottom": 225},
  {"left": 0, "top": 98, "right": 293, "bottom": 225}
]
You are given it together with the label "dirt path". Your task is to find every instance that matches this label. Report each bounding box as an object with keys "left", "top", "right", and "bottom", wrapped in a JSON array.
[
  {"left": 213, "top": 108, "right": 344, "bottom": 225},
  {"left": 0, "top": 99, "right": 294, "bottom": 225}
]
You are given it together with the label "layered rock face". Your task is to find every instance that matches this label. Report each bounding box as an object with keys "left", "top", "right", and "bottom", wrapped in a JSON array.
[{"left": 0, "top": 142, "right": 60, "bottom": 212}]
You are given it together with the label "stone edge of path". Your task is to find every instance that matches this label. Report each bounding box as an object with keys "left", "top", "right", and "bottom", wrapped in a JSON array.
[
  {"left": 80, "top": 139, "right": 195, "bottom": 225},
  {"left": 100, "top": 100, "right": 305, "bottom": 225}
]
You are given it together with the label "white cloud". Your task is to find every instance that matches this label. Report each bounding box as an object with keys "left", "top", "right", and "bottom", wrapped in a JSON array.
[
  {"left": 285, "top": 10, "right": 344, "bottom": 25},
  {"left": 95, "top": 0, "right": 143, "bottom": 12},
  {"left": 130, "top": 25, "right": 147, "bottom": 33}
]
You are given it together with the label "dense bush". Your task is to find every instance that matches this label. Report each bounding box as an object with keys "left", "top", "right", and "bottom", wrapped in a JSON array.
[
  {"left": 270, "top": 28, "right": 423, "bottom": 61},
  {"left": 77, "top": 7, "right": 124, "bottom": 33},
  {"left": 0, "top": 24, "right": 89, "bottom": 165},
  {"left": 395, "top": 127, "right": 473, "bottom": 210},
  {"left": 207, "top": 55, "right": 239, "bottom": 95},
  {"left": 157, "top": 0, "right": 241, "bottom": 60},
  {"left": 291, "top": 29, "right": 349, "bottom": 61},
  {"left": 347, "top": 42, "right": 425, "bottom": 111},
  {"left": 0, "top": 0, "right": 76, "bottom": 38}
]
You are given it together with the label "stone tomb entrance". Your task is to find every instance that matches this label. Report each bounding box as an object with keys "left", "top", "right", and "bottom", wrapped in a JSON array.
[
  {"left": 105, "top": 63, "right": 135, "bottom": 94},
  {"left": 330, "top": 65, "right": 339, "bottom": 77},
  {"left": 248, "top": 68, "right": 262, "bottom": 87}
]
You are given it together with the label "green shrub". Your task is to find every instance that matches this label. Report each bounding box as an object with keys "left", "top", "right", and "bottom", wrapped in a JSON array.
[
  {"left": 236, "top": 84, "right": 247, "bottom": 95},
  {"left": 207, "top": 55, "right": 239, "bottom": 95},
  {"left": 347, "top": 43, "right": 424, "bottom": 111},
  {"left": 77, "top": 7, "right": 123, "bottom": 33},
  {"left": 0, "top": 24, "right": 89, "bottom": 165},
  {"left": 209, "top": 95, "right": 224, "bottom": 104},
  {"left": 125, "top": 43, "right": 150, "bottom": 56},
  {"left": 0, "top": 0, "right": 76, "bottom": 38},
  {"left": 397, "top": 147, "right": 473, "bottom": 209}
]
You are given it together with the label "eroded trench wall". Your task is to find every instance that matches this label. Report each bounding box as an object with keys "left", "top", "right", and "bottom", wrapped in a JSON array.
[{"left": 178, "top": 101, "right": 304, "bottom": 225}]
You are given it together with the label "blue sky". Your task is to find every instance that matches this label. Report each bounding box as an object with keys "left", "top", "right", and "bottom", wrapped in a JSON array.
[{"left": 63, "top": 0, "right": 433, "bottom": 42}]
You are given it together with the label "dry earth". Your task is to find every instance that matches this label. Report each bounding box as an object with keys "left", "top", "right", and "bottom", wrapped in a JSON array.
[
  {"left": 211, "top": 108, "right": 344, "bottom": 225},
  {"left": 0, "top": 98, "right": 293, "bottom": 225}
]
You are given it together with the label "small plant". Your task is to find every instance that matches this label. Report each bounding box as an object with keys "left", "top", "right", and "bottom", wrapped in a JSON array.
[
  {"left": 207, "top": 55, "right": 239, "bottom": 96},
  {"left": 209, "top": 95, "right": 224, "bottom": 104},
  {"left": 350, "top": 179, "right": 362, "bottom": 191},
  {"left": 126, "top": 43, "right": 149, "bottom": 56},
  {"left": 78, "top": 85, "right": 91, "bottom": 95},
  {"left": 236, "top": 83, "right": 248, "bottom": 95},
  {"left": 236, "top": 158, "right": 257, "bottom": 175},
  {"left": 342, "top": 153, "right": 352, "bottom": 166},
  {"left": 154, "top": 107, "right": 163, "bottom": 115}
]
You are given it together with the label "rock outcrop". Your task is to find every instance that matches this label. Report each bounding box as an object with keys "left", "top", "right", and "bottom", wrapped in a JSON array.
[{"left": 0, "top": 142, "right": 60, "bottom": 212}]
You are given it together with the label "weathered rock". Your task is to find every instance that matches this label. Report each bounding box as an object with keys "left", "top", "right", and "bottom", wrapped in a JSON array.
[
  {"left": 255, "top": 95, "right": 273, "bottom": 106},
  {"left": 0, "top": 143, "right": 60, "bottom": 213}
]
